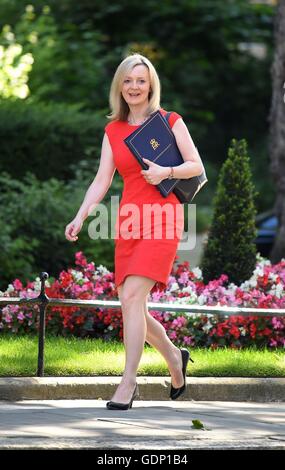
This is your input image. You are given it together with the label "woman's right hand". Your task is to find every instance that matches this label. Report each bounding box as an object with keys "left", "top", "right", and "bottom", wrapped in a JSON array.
[{"left": 65, "top": 216, "right": 84, "bottom": 242}]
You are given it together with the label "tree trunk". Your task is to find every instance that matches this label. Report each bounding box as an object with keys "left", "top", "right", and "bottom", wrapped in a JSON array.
[{"left": 269, "top": 0, "right": 285, "bottom": 263}]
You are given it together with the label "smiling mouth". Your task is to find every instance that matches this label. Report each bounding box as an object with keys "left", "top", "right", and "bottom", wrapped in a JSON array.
[{"left": 129, "top": 93, "right": 140, "bottom": 97}]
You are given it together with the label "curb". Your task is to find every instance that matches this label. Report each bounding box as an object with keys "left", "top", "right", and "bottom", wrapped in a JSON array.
[{"left": 1, "top": 377, "right": 285, "bottom": 401}]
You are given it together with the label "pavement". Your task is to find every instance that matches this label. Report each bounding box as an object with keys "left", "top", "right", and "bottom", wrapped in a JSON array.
[
  {"left": 0, "top": 399, "right": 284, "bottom": 450},
  {"left": 0, "top": 377, "right": 284, "bottom": 450}
]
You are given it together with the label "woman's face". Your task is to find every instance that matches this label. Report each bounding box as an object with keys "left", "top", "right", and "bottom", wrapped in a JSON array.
[{"left": 121, "top": 64, "right": 151, "bottom": 106}]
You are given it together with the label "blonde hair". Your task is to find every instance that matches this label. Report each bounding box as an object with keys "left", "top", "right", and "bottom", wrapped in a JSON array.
[{"left": 106, "top": 53, "right": 161, "bottom": 122}]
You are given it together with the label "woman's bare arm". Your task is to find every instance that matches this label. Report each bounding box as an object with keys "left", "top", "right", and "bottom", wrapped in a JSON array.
[
  {"left": 65, "top": 132, "right": 115, "bottom": 241},
  {"left": 167, "top": 118, "right": 204, "bottom": 179},
  {"left": 75, "top": 132, "right": 116, "bottom": 222}
]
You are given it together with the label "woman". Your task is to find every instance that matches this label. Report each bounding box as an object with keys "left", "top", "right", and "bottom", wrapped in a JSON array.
[{"left": 65, "top": 53, "right": 203, "bottom": 410}]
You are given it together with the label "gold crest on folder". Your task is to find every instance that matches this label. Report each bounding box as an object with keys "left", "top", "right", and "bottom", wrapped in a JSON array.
[{"left": 150, "top": 138, "right": 160, "bottom": 150}]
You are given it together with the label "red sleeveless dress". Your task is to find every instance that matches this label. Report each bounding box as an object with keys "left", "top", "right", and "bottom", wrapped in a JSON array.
[{"left": 104, "top": 108, "right": 184, "bottom": 293}]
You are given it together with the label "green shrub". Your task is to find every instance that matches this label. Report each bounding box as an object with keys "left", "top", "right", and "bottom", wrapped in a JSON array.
[
  {"left": 0, "top": 168, "right": 123, "bottom": 290},
  {"left": 201, "top": 138, "right": 258, "bottom": 285},
  {"left": 0, "top": 100, "right": 105, "bottom": 181}
]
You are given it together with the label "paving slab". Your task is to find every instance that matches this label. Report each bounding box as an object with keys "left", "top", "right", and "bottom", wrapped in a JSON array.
[{"left": 0, "top": 400, "right": 284, "bottom": 450}]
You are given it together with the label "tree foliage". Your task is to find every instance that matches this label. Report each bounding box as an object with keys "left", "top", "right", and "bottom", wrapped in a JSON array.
[
  {"left": 0, "top": 0, "right": 278, "bottom": 285},
  {"left": 0, "top": 1, "right": 274, "bottom": 166},
  {"left": 201, "top": 139, "right": 257, "bottom": 285}
]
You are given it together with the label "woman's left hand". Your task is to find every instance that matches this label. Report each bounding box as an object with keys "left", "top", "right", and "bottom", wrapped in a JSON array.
[{"left": 141, "top": 158, "right": 167, "bottom": 185}]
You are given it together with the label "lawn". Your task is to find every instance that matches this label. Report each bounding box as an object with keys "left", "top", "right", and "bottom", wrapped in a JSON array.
[{"left": 0, "top": 334, "right": 284, "bottom": 377}]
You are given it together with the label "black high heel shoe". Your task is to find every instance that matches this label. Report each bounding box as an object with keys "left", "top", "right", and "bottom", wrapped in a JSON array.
[
  {"left": 170, "top": 348, "right": 194, "bottom": 400},
  {"left": 106, "top": 383, "right": 139, "bottom": 410}
]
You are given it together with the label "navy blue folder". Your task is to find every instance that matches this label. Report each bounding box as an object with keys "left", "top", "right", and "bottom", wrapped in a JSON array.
[{"left": 124, "top": 109, "right": 207, "bottom": 202}]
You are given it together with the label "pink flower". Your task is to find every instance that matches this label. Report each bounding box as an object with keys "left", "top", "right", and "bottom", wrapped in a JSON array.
[
  {"left": 172, "top": 317, "right": 187, "bottom": 328},
  {"left": 178, "top": 272, "right": 189, "bottom": 285},
  {"left": 183, "top": 336, "right": 194, "bottom": 345},
  {"left": 3, "top": 313, "right": 12, "bottom": 323},
  {"left": 272, "top": 317, "right": 284, "bottom": 330},
  {"left": 94, "top": 286, "right": 104, "bottom": 295},
  {"left": 169, "top": 331, "right": 177, "bottom": 340},
  {"left": 75, "top": 251, "right": 88, "bottom": 267},
  {"left": 151, "top": 291, "right": 163, "bottom": 302},
  {"left": 86, "top": 262, "right": 95, "bottom": 272},
  {"left": 13, "top": 279, "right": 23, "bottom": 291}
]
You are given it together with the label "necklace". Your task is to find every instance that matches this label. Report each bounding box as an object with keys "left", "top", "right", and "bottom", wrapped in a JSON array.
[{"left": 127, "top": 114, "right": 149, "bottom": 125}]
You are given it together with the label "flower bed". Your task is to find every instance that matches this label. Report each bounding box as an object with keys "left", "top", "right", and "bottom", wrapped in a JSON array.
[{"left": 0, "top": 251, "right": 285, "bottom": 348}]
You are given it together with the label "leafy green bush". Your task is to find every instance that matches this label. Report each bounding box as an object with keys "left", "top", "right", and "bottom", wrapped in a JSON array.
[
  {"left": 0, "top": 168, "right": 123, "bottom": 290},
  {"left": 0, "top": 100, "right": 105, "bottom": 181},
  {"left": 201, "top": 139, "right": 257, "bottom": 285}
]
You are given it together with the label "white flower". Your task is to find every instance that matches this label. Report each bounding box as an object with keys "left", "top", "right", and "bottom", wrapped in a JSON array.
[
  {"left": 192, "top": 267, "right": 202, "bottom": 279},
  {"left": 253, "top": 266, "right": 264, "bottom": 277},
  {"left": 276, "top": 284, "right": 284, "bottom": 297},
  {"left": 256, "top": 254, "right": 271, "bottom": 266},
  {"left": 239, "top": 280, "right": 247, "bottom": 290},
  {"left": 197, "top": 294, "right": 207, "bottom": 305},
  {"left": 6, "top": 284, "right": 15, "bottom": 293},
  {"left": 34, "top": 277, "right": 50, "bottom": 290},
  {"left": 240, "top": 278, "right": 257, "bottom": 290},
  {"left": 241, "top": 276, "right": 257, "bottom": 289},
  {"left": 34, "top": 279, "right": 41, "bottom": 291},
  {"left": 202, "top": 322, "right": 213, "bottom": 333},
  {"left": 96, "top": 265, "right": 110, "bottom": 275},
  {"left": 71, "top": 270, "right": 84, "bottom": 282},
  {"left": 269, "top": 283, "right": 284, "bottom": 299},
  {"left": 182, "top": 285, "right": 194, "bottom": 294},
  {"left": 169, "top": 282, "right": 179, "bottom": 292},
  {"left": 227, "top": 283, "right": 238, "bottom": 293}
]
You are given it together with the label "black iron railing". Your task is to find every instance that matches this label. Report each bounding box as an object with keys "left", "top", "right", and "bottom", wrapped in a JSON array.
[{"left": 1, "top": 272, "right": 285, "bottom": 377}]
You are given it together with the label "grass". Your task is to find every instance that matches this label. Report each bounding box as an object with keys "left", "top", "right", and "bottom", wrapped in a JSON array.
[{"left": 0, "top": 334, "right": 285, "bottom": 377}]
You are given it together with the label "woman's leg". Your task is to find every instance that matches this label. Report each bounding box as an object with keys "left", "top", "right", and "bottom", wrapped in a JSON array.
[
  {"left": 111, "top": 275, "right": 156, "bottom": 404},
  {"left": 144, "top": 300, "right": 184, "bottom": 388}
]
